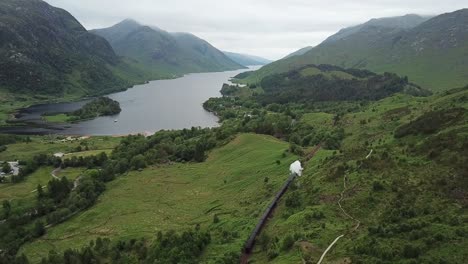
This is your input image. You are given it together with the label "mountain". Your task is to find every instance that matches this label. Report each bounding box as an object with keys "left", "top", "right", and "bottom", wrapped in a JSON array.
[
  {"left": 284, "top": 46, "right": 313, "bottom": 58},
  {"left": 92, "top": 20, "right": 245, "bottom": 76},
  {"left": 223, "top": 51, "right": 272, "bottom": 66},
  {"left": 0, "top": 0, "right": 139, "bottom": 96},
  {"left": 322, "top": 14, "right": 431, "bottom": 44},
  {"left": 239, "top": 10, "right": 468, "bottom": 91}
]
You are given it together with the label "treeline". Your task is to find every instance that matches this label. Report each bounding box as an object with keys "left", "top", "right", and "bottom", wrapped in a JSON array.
[
  {"left": 204, "top": 96, "right": 345, "bottom": 151},
  {"left": 0, "top": 135, "right": 31, "bottom": 153},
  {"left": 258, "top": 67, "right": 425, "bottom": 104},
  {"left": 6, "top": 227, "right": 210, "bottom": 264},
  {"left": 69, "top": 97, "right": 121, "bottom": 121},
  {"left": 32, "top": 230, "right": 211, "bottom": 264},
  {"left": 0, "top": 170, "right": 105, "bottom": 260},
  {"left": 220, "top": 83, "right": 240, "bottom": 96}
]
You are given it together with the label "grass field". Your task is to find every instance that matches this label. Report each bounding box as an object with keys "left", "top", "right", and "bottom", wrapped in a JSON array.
[
  {"left": 19, "top": 133, "right": 298, "bottom": 263},
  {"left": 0, "top": 136, "right": 121, "bottom": 161}
]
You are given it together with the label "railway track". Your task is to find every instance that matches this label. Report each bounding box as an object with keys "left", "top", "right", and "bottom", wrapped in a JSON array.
[{"left": 240, "top": 144, "right": 321, "bottom": 263}]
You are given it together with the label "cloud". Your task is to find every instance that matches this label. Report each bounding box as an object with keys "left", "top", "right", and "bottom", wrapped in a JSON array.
[{"left": 46, "top": 0, "right": 467, "bottom": 59}]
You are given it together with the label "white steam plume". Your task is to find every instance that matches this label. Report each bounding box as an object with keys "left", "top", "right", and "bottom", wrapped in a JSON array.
[{"left": 290, "top": 160, "right": 303, "bottom": 176}]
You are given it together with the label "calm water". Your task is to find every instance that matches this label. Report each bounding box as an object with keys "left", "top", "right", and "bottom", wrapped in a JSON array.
[{"left": 4, "top": 66, "right": 260, "bottom": 135}]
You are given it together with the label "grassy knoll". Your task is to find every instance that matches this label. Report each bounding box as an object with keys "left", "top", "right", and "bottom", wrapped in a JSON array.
[{"left": 20, "top": 133, "right": 298, "bottom": 263}]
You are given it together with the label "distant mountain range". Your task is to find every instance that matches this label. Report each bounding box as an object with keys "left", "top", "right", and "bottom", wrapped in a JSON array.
[
  {"left": 223, "top": 51, "right": 271, "bottom": 66},
  {"left": 0, "top": 1, "right": 249, "bottom": 97},
  {"left": 241, "top": 10, "right": 468, "bottom": 91},
  {"left": 91, "top": 20, "right": 245, "bottom": 77},
  {"left": 0, "top": 0, "right": 140, "bottom": 96}
]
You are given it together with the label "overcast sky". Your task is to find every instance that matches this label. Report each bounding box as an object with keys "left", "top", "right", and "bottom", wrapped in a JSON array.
[{"left": 46, "top": 0, "right": 467, "bottom": 60}]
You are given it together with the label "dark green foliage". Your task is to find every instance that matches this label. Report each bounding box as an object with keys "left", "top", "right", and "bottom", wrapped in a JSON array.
[
  {"left": 372, "top": 181, "right": 385, "bottom": 192},
  {"left": 46, "top": 177, "right": 72, "bottom": 203},
  {"left": 35, "top": 230, "right": 210, "bottom": 264},
  {"left": 2, "top": 200, "right": 11, "bottom": 219},
  {"left": 69, "top": 97, "right": 121, "bottom": 121},
  {"left": 110, "top": 127, "right": 221, "bottom": 168},
  {"left": 33, "top": 221, "right": 45, "bottom": 238},
  {"left": 285, "top": 191, "right": 302, "bottom": 208},
  {"left": 213, "top": 214, "right": 220, "bottom": 224},
  {"left": 220, "top": 84, "right": 241, "bottom": 97},
  {"left": 62, "top": 152, "right": 108, "bottom": 169},
  {"left": 395, "top": 108, "right": 466, "bottom": 138},
  {"left": 259, "top": 66, "right": 423, "bottom": 104},
  {"left": 130, "top": 154, "right": 147, "bottom": 170},
  {"left": 1, "top": 162, "right": 10, "bottom": 174},
  {"left": 281, "top": 234, "right": 295, "bottom": 251}
]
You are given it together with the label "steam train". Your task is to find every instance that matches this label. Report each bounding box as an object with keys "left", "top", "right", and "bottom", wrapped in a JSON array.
[{"left": 243, "top": 172, "right": 298, "bottom": 254}]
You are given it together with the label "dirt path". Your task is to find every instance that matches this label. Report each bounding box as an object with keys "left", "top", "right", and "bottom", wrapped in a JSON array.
[
  {"left": 316, "top": 166, "right": 361, "bottom": 264},
  {"left": 51, "top": 167, "right": 61, "bottom": 179}
]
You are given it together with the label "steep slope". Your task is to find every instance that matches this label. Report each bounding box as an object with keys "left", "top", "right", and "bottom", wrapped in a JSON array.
[
  {"left": 0, "top": 0, "right": 135, "bottom": 96},
  {"left": 240, "top": 10, "right": 468, "bottom": 91},
  {"left": 92, "top": 20, "right": 245, "bottom": 76},
  {"left": 322, "top": 14, "right": 430, "bottom": 44},
  {"left": 284, "top": 46, "right": 313, "bottom": 59},
  {"left": 223, "top": 51, "right": 272, "bottom": 66}
]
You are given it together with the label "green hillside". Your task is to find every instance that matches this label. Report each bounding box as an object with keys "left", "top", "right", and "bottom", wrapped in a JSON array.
[
  {"left": 16, "top": 134, "right": 297, "bottom": 262},
  {"left": 205, "top": 77, "right": 468, "bottom": 263},
  {"left": 0, "top": 0, "right": 146, "bottom": 97},
  {"left": 92, "top": 20, "right": 245, "bottom": 76},
  {"left": 240, "top": 10, "right": 468, "bottom": 91},
  {"left": 250, "top": 88, "right": 468, "bottom": 264}
]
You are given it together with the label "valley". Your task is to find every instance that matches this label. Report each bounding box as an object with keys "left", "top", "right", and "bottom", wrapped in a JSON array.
[{"left": 0, "top": 1, "right": 467, "bottom": 264}]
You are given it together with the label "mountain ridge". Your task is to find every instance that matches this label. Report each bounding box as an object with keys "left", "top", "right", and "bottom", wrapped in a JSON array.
[
  {"left": 239, "top": 10, "right": 468, "bottom": 91},
  {"left": 91, "top": 19, "right": 245, "bottom": 76}
]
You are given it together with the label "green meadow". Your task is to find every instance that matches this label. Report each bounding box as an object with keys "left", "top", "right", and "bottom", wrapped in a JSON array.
[{"left": 19, "top": 133, "right": 298, "bottom": 262}]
